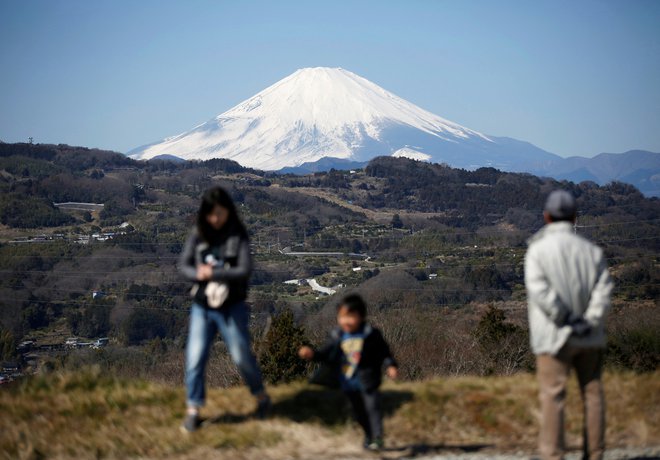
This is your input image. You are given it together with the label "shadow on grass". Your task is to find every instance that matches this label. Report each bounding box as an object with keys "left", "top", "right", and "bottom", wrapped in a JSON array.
[
  {"left": 200, "top": 387, "right": 495, "bottom": 458},
  {"left": 389, "top": 442, "right": 494, "bottom": 458},
  {"left": 269, "top": 387, "right": 414, "bottom": 426},
  {"left": 202, "top": 412, "right": 252, "bottom": 426}
]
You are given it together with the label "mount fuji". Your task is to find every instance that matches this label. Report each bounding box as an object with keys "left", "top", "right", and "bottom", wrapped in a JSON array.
[
  {"left": 127, "top": 67, "right": 659, "bottom": 195},
  {"left": 128, "top": 67, "right": 562, "bottom": 171}
]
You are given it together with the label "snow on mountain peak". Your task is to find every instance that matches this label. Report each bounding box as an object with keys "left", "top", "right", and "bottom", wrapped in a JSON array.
[
  {"left": 128, "top": 67, "right": 494, "bottom": 170},
  {"left": 392, "top": 147, "right": 432, "bottom": 162}
]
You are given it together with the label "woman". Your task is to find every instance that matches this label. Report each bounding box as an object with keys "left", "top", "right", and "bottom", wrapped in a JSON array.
[{"left": 178, "top": 186, "right": 270, "bottom": 432}]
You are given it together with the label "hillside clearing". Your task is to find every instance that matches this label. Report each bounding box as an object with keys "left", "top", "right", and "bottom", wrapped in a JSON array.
[{"left": 1, "top": 369, "right": 658, "bottom": 460}]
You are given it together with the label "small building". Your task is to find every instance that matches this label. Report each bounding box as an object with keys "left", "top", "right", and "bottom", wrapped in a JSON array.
[
  {"left": 284, "top": 279, "right": 304, "bottom": 286},
  {"left": 17, "top": 341, "right": 34, "bottom": 352},
  {"left": 1, "top": 362, "right": 19, "bottom": 373},
  {"left": 92, "top": 338, "right": 109, "bottom": 349}
]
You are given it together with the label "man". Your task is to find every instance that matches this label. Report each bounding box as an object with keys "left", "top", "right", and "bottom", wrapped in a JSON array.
[{"left": 525, "top": 190, "right": 614, "bottom": 460}]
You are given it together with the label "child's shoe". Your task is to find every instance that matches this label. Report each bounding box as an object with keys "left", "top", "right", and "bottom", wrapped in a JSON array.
[
  {"left": 365, "top": 438, "right": 384, "bottom": 451},
  {"left": 256, "top": 394, "right": 272, "bottom": 419}
]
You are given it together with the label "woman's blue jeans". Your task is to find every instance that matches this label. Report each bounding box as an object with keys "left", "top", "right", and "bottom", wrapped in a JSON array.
[{"left": 185, "top": 301, "right": 265, "bottom": 407}]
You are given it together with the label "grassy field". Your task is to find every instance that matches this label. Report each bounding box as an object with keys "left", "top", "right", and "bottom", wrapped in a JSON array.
[{"left": 1, "top": 368, "right": 658, "bottom": 460}]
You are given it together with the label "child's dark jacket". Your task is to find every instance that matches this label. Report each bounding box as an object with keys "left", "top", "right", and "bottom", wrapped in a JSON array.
[{"left": 310, "top": 323, "right": 397, "bottom": 392}]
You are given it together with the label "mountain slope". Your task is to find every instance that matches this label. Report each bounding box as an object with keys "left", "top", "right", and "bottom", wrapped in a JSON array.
[
  {"left": 128, "top": 67, "right": 659, "bottom": 195},
  {"left": 128, "top": 67, "right": 561, "bottom": 171}
]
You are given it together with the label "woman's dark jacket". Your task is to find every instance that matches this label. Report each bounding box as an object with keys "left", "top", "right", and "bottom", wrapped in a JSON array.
[
  {"left": 178, "top": 226, "right": 252, "bottom": 308},
  {"left": 310, "top": 323, "right": 397, "bottom": 392}
]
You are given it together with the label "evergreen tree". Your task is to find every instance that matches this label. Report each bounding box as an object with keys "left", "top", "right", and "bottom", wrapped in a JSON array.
[
  {"left": 474, "top": 305, "right": 532, "bottom": 374},
  {"left": 391, "top": 213, "right": 404, "bottom": 229},
  {"left": 258, "top": 309, "right": 309, "bottom": 384},
  {"left": 0, "top": 328, "right": 15, "bottom": 361}
]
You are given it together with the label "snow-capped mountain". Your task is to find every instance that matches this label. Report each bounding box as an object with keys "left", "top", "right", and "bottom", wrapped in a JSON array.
[{"left": 128, "top": 67, "right": 561, "bottom": 171}]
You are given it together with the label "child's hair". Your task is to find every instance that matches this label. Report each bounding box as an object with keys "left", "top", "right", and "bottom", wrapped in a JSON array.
[
  {"left": 338, "top": 293, "right": 367, "bottom": 318},
  {"left": 197, "top": 186, "right": 248, "bottom": 243}
]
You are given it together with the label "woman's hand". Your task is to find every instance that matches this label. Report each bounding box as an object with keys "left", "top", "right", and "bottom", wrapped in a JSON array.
[
  {"left": 196, "top": 264, "right": 214, "bottom": 281},
  {"left": 298, "top": 346, "right": 314, "bottom": 361},
  {"left": 386, "top": 366, "right": 399, "bottom": 380}
]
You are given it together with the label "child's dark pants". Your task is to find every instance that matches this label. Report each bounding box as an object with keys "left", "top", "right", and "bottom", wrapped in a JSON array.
[{"left": 345, "top": 389, "right": 383, "bottom": 441}]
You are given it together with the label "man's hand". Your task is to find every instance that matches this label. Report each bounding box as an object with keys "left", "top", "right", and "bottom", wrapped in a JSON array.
[
  {"left": 298, "top": 346, "right": 314, "bottom": 361},
  {"left": 196, "top": 264, "right": 213, "bottom": 281},
  {"left": 570, "top": 318, "right": 591, "bottom": 337},
  {"left": 386, "top": 366, "right": 398, "bottom": 380}
]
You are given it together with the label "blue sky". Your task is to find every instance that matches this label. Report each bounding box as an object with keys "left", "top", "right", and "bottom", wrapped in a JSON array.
[{"left": 1, "top": 0, "right": 658, "bottom": 157}]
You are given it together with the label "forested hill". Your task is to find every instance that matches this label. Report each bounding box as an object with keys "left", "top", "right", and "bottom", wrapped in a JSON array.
[
  {"left": 0, "top": 143, "right": 253, "bottom": 228},
  {"left": 0, "top": 142, "right": 136, "bottom": 169},
  {"left": 0, "top": 141, "right": 657, "bottom": 260},
  {"left": 0, "top": 142, "right": 658, "bottom": 383},
  {"left": 0, "top": 142, "right": 251, "bottom": 174},
  {"left": 1, "top": 142, "right": 656, "bottom": 231},
  {"left": 364, "top": 156, "right": 658, "bottom": 230}
]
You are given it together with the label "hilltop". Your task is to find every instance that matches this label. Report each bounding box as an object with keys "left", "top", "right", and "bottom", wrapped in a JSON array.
[{"left": 1, "top": 368, "right": 658, "bottom": 460}]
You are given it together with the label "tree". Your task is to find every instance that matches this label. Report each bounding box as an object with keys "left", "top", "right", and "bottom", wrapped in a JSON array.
[
  {"left": 475, "top": 306, "right": 517, "bottom": 345},
  {"left": 119, "top": 308, "right": 183, "bottom": 345},
  {"left": 23, "top": 304, "right": 50, "bottom": 330},
  {"left": 474, "top": 305, "right": 532, "bottom": 375},
  {"left": 0, "top": 328, "right": 15, "bottom": 361},
  {"left": 391, "top": 213, "right": 404, "bottom": 229},
  {"left": 67, "top": 298, "right": 113, "bottom": 338},
  {"left": 258, "top": 309, "right": 309, "bottom": 384}
]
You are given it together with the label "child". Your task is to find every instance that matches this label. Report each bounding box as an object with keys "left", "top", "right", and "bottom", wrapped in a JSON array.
[
  {"left": 178, "top": 187, "right": 270, "bottom": 432},
  {"left": 299, "top": 294, "right": 398, "bottom": 451}
]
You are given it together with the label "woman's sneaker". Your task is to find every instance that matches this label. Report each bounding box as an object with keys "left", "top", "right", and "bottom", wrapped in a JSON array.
[{"left": 181, "top": 413, "right": 201, "bottom": 433}]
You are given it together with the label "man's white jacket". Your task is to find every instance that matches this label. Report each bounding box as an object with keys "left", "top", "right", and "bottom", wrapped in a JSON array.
[{"left": 525, "top": 222, "right": 614, "bottom": 355}]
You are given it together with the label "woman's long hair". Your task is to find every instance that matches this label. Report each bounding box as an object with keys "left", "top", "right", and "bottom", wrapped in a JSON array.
[{"left": 196, "top": 187, "right": 248, "bottom": 243}]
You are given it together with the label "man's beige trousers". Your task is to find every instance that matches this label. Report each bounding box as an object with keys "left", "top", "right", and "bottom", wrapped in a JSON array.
[{"left": 536, "top": 346, "right": 605, "bottom": 460}]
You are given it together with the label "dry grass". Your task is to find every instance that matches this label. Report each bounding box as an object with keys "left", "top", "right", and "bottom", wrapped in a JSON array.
[{"left": 1, "top": 367, "right": 658, "bottom": 459}]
